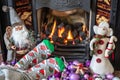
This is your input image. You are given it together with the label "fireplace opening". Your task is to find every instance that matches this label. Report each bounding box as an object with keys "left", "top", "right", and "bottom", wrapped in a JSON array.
[
  {"left": 40, "top": 8, "right": 89, "bottom": 45},
  {"left": 31, "top": 0, "right": 93, "bottom": 62},
  {"left": 36, "top": 8, "right": 90, "bottom": 62}
]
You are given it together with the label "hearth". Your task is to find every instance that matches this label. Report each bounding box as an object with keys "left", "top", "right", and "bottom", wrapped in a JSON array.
[{"left": 31, "top": 0, "right": 96, "bottom": 62}]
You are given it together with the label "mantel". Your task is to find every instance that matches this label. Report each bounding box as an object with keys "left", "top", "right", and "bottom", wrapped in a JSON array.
[{"left": 35, "top": 0, "right": 91, "bottom": 12}]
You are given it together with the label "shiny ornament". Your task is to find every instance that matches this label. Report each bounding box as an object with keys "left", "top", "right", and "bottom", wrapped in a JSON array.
[
  {"left": 54, "top": 72, "right": 61, "bottom": 78},
  {"left": 67, "top": 64, "right": 76, "bottom": 72},
  {"left": 106, "top": 73, "right": 114, "bottom": 79},
  {"left": 68, "top": 61, "right": 73, "bottom": 65},
  {"left": 84, "top": 74, "right": 89, "bottom": 79},
  {"left": 11, "top": 59, "right": 17, "bottom": 65},
  {"left": 85, "top": 60, "right": 91, "bottom": 67},
  {"left": 69, "top": 73, "right": 80, "bottom": 80},
  {"left": 73, "top": 60, "right": 79, "bottom": 65},
  {"left": 93, "top": 73, "right": 99, "bottom": 78}
]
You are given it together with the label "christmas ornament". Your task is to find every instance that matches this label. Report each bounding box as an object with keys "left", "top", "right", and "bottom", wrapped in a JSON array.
[
  {"left": 60, "top": 60, "right": 91, "bottom": 80},
  {"left": 11, "top": 59, "right": 17, "bottom": 65},
  {"left": 85, "top": 60, "right": 91, "bottom": 67},
  {"left": 27, "top": 57, "right": 65, "bottom": 80},
  {"left": 0, "top": 57, "right": 65, "bottom": 80},
  {"left": 14, "top": 39, "right": 54, "bottom": 69},
  {"left": 3, "top": 6, "right": 35, "bottom": 64},
  {"left": 69, "top": 73, "right": 80, "bottom": 80},
  {"left": 84, "top": 74, "right": 89, "bottom": 79},
  {"left": 89, "top": 21, "right": 117, "bottom": 75},
  {"left": 106, "top": 73, "right": 114, "bottom": 79}
]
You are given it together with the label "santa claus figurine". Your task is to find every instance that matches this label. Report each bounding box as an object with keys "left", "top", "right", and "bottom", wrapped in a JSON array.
[
  {"left": 89, "top": 21, "right": 117, "bottom": 75},
  {"left": 3, "top": 6, "right": 35, "bottom": 64}
]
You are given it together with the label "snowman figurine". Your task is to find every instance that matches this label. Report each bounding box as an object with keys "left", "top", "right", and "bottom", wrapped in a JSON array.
[{"left": 89, "top": 21, "right": 117, "bottom": 75}]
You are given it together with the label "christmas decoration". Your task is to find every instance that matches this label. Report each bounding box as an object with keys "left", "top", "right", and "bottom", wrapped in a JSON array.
[
  {"left": 3, "top": 6, "right": 35, "bottom": 64},
  {"left": 49, "top": 60, "right": 90, "bottom": 80},
  {"left": 106, "top": 73, "right": 114, "bottom": 79},
  {"left": 89, "top": 21, "right": 117, "bottom": 75},
  {"left": 14, "top": 39, "right": 54, "bottom": 69},
  {"left": 0, "top": 57, "right": 65, "bottom": 80},
  {"left": 27, "top": 57, "right": 65, "bottom": 80}
]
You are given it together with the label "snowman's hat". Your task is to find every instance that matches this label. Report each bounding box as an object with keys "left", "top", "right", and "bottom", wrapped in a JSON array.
[
  {"left": 98, "top": 21, "right": 109, "bottom": 28},
  {"left": 2, "top": 5, "right": 24, "bottom": 25}
]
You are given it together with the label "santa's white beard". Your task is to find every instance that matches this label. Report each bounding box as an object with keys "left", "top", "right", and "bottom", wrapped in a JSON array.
[{"left": 11, "top": 27, "right": 29, "bottom": 48}]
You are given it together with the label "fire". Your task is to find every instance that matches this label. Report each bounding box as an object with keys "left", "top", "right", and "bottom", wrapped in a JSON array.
[
  {"left": 79, "top": 36, "right": 83, "bottom": 41},
  {"left": 67, "top": 30, "right": 74, "bottom": 40},
  {"left": 64, "top": 39, "right": 68, "bottom": 44},
  {"left": 49, "top": 20, "right": 57, "bottom": 38},
  {"left": 58, "top": 27, "right": 65, "bottom": 38},
  {"left": 82, "top": 24, "right": 87, "bottom": 32},
  {"left": 64, "top": 30, "right": 74, "bottom": 44}
]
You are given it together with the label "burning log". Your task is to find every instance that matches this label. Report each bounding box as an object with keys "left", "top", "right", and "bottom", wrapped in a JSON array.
[
  {"left": 74, "top": 38, "right": 81, "bottom": 44},
  {"left": 67, "top": 39, "right": 73, "bottom": 45},
  {"left": 56, "top": 37, "right": 64, "bottom": 44},
  {"left": 72, "top": 30, "right": 78, "bottom": 38}
]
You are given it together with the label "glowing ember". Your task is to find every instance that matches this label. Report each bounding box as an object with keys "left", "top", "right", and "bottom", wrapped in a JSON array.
[
  {"left": 64, "top": 39, "right": 68, "bottom": 44},
  {"left": 79, "top": 36, "right": 83, "bottom": 41}
]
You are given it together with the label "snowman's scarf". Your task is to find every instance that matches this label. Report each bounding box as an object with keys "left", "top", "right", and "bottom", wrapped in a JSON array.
[{"left": 0, "top": 65, "right": 32, "bottom": 80}]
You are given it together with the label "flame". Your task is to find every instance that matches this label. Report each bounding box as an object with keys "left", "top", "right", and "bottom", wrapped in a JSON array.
[
  {"left": 49, "top": 20, "right": 57, "bottom": 38},
  {"left": 79, "top": 36, "right": 83, "bottom": 41},
  {"left": 49, "top": 38, "right": 54, "bottom": 43},
  {"left": 67, "top": 30, "right": 73, "bottom": 40},
  {"left": 64, "top": 39, "right": 68, "bottom": 44},
  {"left": 82, "top": 25, "right": 87, "bottom": 32},
  {"left": 58, "top": 27, "right": 65, "bottom": 37},
  {"left": 82, "top": 24, "right": 89, "bottom": 37}
]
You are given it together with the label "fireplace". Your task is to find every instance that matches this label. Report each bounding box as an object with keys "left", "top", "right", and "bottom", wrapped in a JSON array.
[
  {"left": 0, "top": 0, "right": 120, "bottom": 69},
  {"left": 37, "top": 8, "right": 90, "bottom": 62},
  {"left": 31, "top": 0, "right": 96, "bottom": 62}
]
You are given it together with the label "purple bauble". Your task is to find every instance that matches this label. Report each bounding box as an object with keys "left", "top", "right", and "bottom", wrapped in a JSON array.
[
  {"left": 69, "top": 73, "right": 80, "bottom": 80},
  {"left": 84, "top": 74, "right": 89, "bottom": 79},
  {"left": 93, "top": 73, "right": 99, "bottom": 78},
  {"left": 68, "top": 61, "right": 73, "bottom": 65},
  {"left": 11, "top": 59, "right": 17, "bottom": 65},
  {"left": 54, "top": 72, "right": 61, "bottom": 78},
  {"left": 85, "top": 60, "right": 91, "bottom": 67},
  {"left": 106, "top": 73, "right": 114, "bottom": 79},
  {"left": 67, "top": 64, "right": 76, "bottom": 72},
  {"left": 63, "top": 68, "right": 68, "bottom": 72},
  {"left": 72, "top": 60, "right": 80, "bottom": 65}
]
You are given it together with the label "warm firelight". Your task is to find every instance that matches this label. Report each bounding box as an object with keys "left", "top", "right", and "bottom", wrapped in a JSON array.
[
  {"left": 64, "top": 30, "right": 74, "bottom": 44},
  {"left": 79, "top": 36, "right": 83, "bottom": 41},
  {"left": 82, "top": 24, "right": 89, "bottom": 37},
  {"left": 49, "top": 20, "right": 57, "bottom": 38},
  {"left": 82, "top": 24, "right": 87, "bottom": 32},
  {"left": 58, "top": 27, "right": 65, "bottom": 38},
  {"left": 67, "top": 30, "right": 74, "bottom": 40}
]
